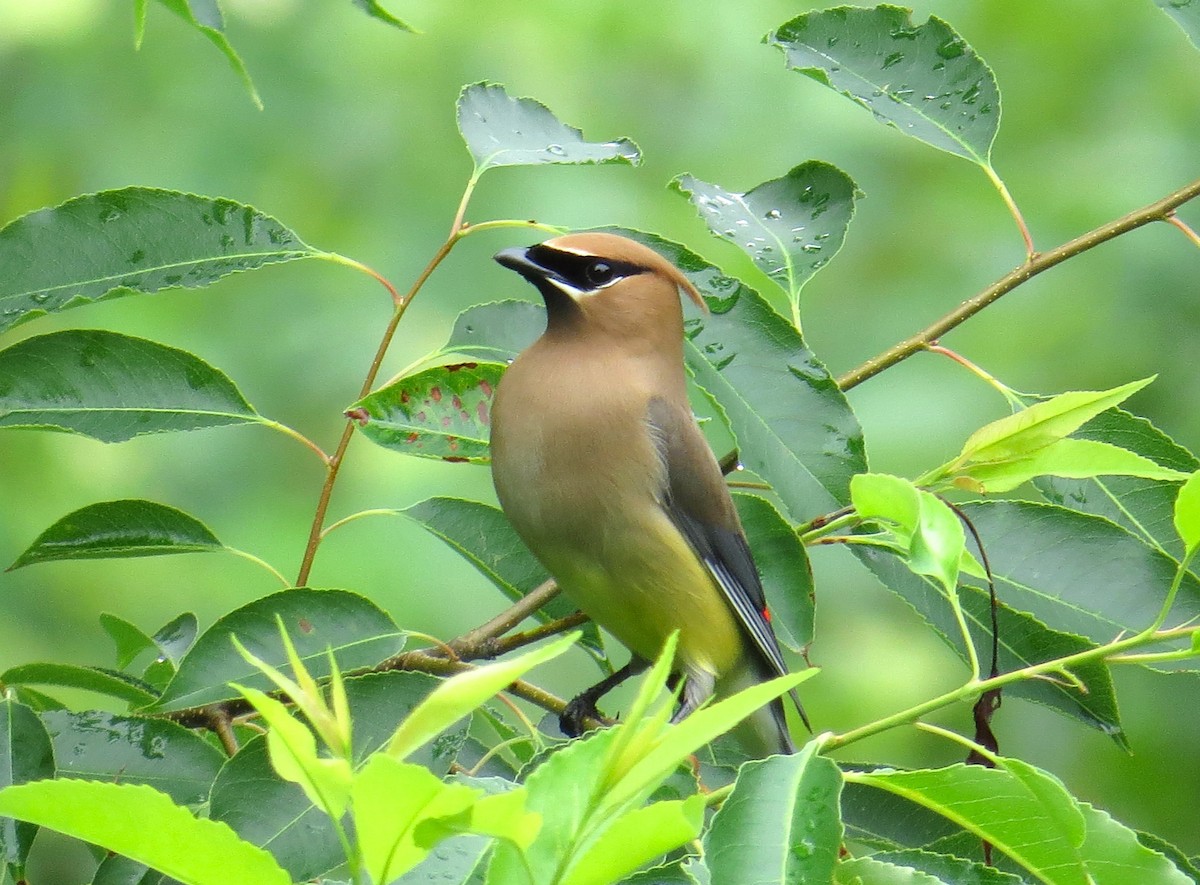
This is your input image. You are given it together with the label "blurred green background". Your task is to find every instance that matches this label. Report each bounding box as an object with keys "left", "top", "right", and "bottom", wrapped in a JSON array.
[{"left": 1, "top": 0, "right": 1198, "bottom": 868}]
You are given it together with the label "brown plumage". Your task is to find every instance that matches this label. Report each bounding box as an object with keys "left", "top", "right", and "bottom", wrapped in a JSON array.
[{"left": 490, "top": 232, "right": 803, "bottom": 755}]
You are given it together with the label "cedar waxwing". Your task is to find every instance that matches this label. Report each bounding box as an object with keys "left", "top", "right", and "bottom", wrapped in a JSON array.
[{"left": 490, "top": 232, "right": 806, "bottom": 756}]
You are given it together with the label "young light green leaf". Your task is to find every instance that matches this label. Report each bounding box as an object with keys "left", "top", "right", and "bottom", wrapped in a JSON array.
[
  {"left": 42, "top": 710, "right": 223, "bottom": 807},
  {"left": 560, "top": 796, "right": 706, "bottom": 885},
  {"left": 907, "top": 493, "right": 965, "bottom": 596},
  {"left": 151, "top": 0, "right": 262, "bottom": 108},
  {"left": 952, "top": 437, "right": 1190, "bottom": 494},
  {"left": 457, "top": 83, "right": 640, "bottom": 174},
  {"left": 672, "top": 162, "right": 860, "bottom": 316},
  {"left": 352, "top": 754, "right": 479, "bottom": 883},
  {"left": 0, "top": 780, "right": 291, "bottom": 885},
  {"left": 350, "top": 0, "right": 416, "bottom": 32},
  {"left": 1, "top": 663, "right": 157, "bottom": 707},
  {"left": 706, "top": 745, "right": 842, "bottom": 885},
  {"left": 235, "top": 686, "right": 351, "bottom": 819},
  {"left": 766, "top": 6, "right": 999, "bottom": 166},
  {"left": 0, "top": 330, "right": 260, "bottom": 442},
  {"left": 386, "top": 632, "right": 579, "bottom": 760},
  {"left": 8, "top": 500, "right": 222, "bottom": 570},
  {"left": 0, "top": 187, "right": 315, "bottom": 333},
  {"left": 0, "top": 700, "right": 54, "bottom": 871},
  {"left": 349, "top": 362, "right": 504, "bottom": 463},
  {"left": 151, "top": 588, "right": 404, "bottom": 712},
  {"left": 941, "top": 378, "right": 1154, "bottom": 472},
  {"left": 1174, "top": 471, "right": 1200, "bottom": 552},
  {"left": 1151, "top": 0, "right": 1200, "bottom": 49},
  {"left": 852, "top": 473, "right": 921, "bottom": 536}
]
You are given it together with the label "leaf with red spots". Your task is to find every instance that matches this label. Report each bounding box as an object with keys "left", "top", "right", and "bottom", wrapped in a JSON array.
[{"left": 348, "top": 363, "right": 504, "bottom": 463}]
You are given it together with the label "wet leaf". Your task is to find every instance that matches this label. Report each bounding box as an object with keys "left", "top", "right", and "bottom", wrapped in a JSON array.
[
  {"left": 0, "top": 700, "right": 54, "bottom": 871},
  {"left": 733, "top": 493, "right": 814, "bottom": 652},
  {"left": 151, "top": 0, "right": 262, "bottom": 108},
  {"left": 1, "top": 664, "right": 158, "bottom": 708}
]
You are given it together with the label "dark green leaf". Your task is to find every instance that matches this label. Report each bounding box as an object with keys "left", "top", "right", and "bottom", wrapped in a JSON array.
[
  {"left": 866, "top": 848, "right": 1028, "bottom": 884},
  {"left": 621, "top": 861, "right": 704, "bottom": 884},
  {"left": 91, "top": 854, "right": 170, "bottom": 885},
  {"left": 1151, "top": 0, "right": 1200, "bottom": 49},
  {"left": 672, "top": 162, "right": 860, "bottom": 314},
  {"left": 350, "top": 363, "right": 504, "bottom": 463},
  {"left": 0, "top": 700, "right": 54, "bottom": 871},
  {"left": 443, "top": 299, "right": 543, "bottom": 362},
  {"left": 733, "top": 493, "right": 814, "bottom": 652},
  {"left": 0, "top": 187, "right": 314, "bottom": 333},
  {"left": 457, "top": 82, "right": 640, "bottom": 173},
  {"left": 100, "top": 613, "right": 156, "bottom": 670},
  {"left": 42, "top": 710, "right": 223, "bottom": 806},
  {"left": 767, "top": 6, "right": 1000, "bottom": 165},
  {"left": 857, "top": 548, "right": 1124, "bottom": 738},
  {"left": 0, "top": 330, "right": 260, "bottom": 441},
  {"left": 9, "top": 500, "right": 223, "bottom": 570},
  {"left": 350, "top": 0, "right": 416, "bottom": 32},
  {"left": 152, "top": 612, "right": 200, "bottom": 666},
  {"left": 401, "top": 497, "right": 606, "bottom": 659},
  {"left": 959, "top": 501, "right": 1200, "bottom": 668},
  {"left": 618, "top": 228, "right": 865, "bottom": 521},
  {"left": 151, "top": 0, "right": 261, "bottom": 108},
  {"left": 1036, "top": 407, "right": 1198, "bottom": 559},
  {"left": 841, "top": 774, "right": 963, "bottom": 851},
  {"left": 706, "top": 745, "right": 842, "bottom": 884},
  {"left": 9, "top": 689, "right": 66, "bottom": 713},
  {"left": 150, "top": 588, "right": 405, "bottom": 712},
  {"left": 1, "top": 664, "right": 157, "bottom": 707},
  {"left": 835, "top": 855, "right": 946, "bottom": 883}
]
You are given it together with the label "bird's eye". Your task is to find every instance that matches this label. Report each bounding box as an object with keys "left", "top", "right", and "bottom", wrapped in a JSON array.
[{"left": 584, "top": 260, "right": 615, "bottom": 287}]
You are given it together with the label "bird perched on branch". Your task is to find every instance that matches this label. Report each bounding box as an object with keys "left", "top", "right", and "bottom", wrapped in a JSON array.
[{"left": 489, "top": 232, "right": 806, "bottom": 756}]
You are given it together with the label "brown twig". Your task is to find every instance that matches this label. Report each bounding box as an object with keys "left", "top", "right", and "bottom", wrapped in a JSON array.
[{"left": 837, "top": 176, "right": 1200, "bottom": 391}]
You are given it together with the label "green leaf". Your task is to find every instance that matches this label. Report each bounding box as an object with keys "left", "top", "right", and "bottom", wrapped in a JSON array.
[
  {"left": 766, "top": 6, "right": 1000, "bottom": 165},
  {"left": 1151, "top": 0, "right": 1200, "bottom": 49},
  {"left": 443, "top": 300, "right": 543, "bottom": 362},
  {"left": 0, "top": 187, "right": 314, "bottom": 333},
  {"left": 457, "top": 82, "right": 640, "bottom": 174},
  {"left": 957, "top": 501, "right": 1200, "bottom": 668},
  {"left": 618, "top": 228, "right": 864, "bottom": 521},
  {"left": 840, "top": 775, "right": 963, "bottom": 851},
  {"left": 92, "top": 854, "right": 168, "bottom": 885},
  {"left": 42, "top": 710, "right": 223, "bottom": 806},
  {"left": 0, "top": 780, "right": 291, "bottom": 884},
  {"left": 705, "top": 745, "right": 843, "bottom": 884},
  {"left": 400, "top": 497, "right": 605, "bottom": 659},
  {"left": 1036, "top": 408, "right": 1198, "bottom": 559},
  {"left": 0, "top": 700, "right": 54, "bottom": 871},
  {"left": 1175, "top": 471, "right": 1200, "bottom": 552},
  {"left": 8, "top": 500, "right": 222, "bottom": 570},
  {"left": 733, "top": 493, "right": 814, "bottom": 652},
  {"left": 672, "top": 162, "right": 860, "bottom": 312},
  {"left": 350, "top": 0, "right": 417, "bottom": 32},
  {"left": 0, "top": 330, "right": 260, "bottom": 442},
  {"left": 151, "top": 0, "right": 262, "bottom": 108},
  {"left": 1076, "top": 802, "right": 1194, "bottom": 884},
  {"left": 944, "top": 378, "right": 1154, "bottom": 471},
  {"left": 1, "top": 663, "right": 157, "bottom": 707},
  {"left": 835, "top": 856, "right": 945, "bottom": 884},
  {"left": 561, "top": 796, "right": 706, "bottom": 885},
  {"left": 863, "top": 847, "right": 1026, "bottom": 884},
  {"left": 349, "top": 362, "right": 504, "bottom": 463},
  {"left": 151, "top": 588, "right": 404, "bottom": 712},
  {"left": 955, "top": 438, "right": 1189, "bottom": 494},
  {"left": 100, "top": 613, "right": 157, "bottom": 669},
  {"left": 387, "top": 633, "right": 578, "bottom": 759},
  {"left": 152, "top": 612, "right": 199, "bottom": 666}
]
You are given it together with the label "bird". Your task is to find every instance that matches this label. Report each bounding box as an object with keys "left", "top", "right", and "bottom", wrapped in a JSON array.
[{"left": 488, "top": 231, "right": 806, "bottom": 757}]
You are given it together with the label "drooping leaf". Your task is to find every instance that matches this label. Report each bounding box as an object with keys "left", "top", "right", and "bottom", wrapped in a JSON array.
[
  {"left": 0, "top": 187, "right": 314, "bottom": 333},
  {"left": 705, "top": 745, "right": 842, "bottom": 884},
  {"left": 1, "top": 664, "right": 157, "bottom": 708},
  {"left": 732, "top": 493, "right": 815, "bottom": 652},
  {"left": 457, "top": 83, "right": 640, "bottom": 174},
  {"left": 42, "top": 710, "right": 223, "bottom": 806},
  {"left": 350, "top": 0, "right": 416, "bottom": 32},
  {"left": 349, "top": 363, "right": 504, "bottom": 463},
  {"left": 151, "top": 588, "right": 404, "bottom": 712},
  {"left": 0, "top": 780, "right": 291, "bottom": 884},
  {"left": 1036, "top": 408, "right": 1198, "bottom": 559},
  {"left": 766, "top": 6, "right": 1000, "bottom": 166},
  {"left": 1151, "top": 0, "right": 1200, "bottom": 49},
  {"left": 0, "top": 330, "right": 260, "bottom": 442},
  {"left": 151, "top": 0, "right": 262, "bottom": 108},
  {"left": 0, "top": 700, "right": 54, "bottom": 871},
  {"left": 400, "top": 497, "right": 605, "bottom": 659},
  {"left": 672, "top": 162, "right": 860, "bottom": 317},
  {"left": 9, "top": 500, "right": 223, "bottom": 570}
]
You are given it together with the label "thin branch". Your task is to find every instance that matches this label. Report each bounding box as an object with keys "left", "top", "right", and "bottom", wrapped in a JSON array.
[
  {"left": 838, "top": 176, "right": 1200, "bottom": 391},
  {"left": 1166, "top": 212, "right": 1200, "bottom": 248},
  {"left": 447, "top": 579, "right": 562, "bottom": 655}
]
